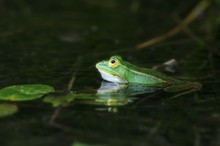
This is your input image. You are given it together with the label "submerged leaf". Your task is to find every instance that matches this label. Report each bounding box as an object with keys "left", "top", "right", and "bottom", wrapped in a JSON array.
[
  {"left": 0, "top": 104, "right": 18, "bottom": 118},
  {"left": 0, "top": 84, "right": 55, "bottom": 101},
  {"left": 43, "top": 93, "right": 96, "bottom": 107},
  {"left": 72, "top": 142, "right": 103, "bottom": 146},
  {"left": 43, "top": 93, "right": 76, "bottom": 107}
]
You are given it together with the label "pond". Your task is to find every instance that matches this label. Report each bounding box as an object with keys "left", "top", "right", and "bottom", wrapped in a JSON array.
[{"left": 0, "top": 0, "right": 220, "bottom": 146}]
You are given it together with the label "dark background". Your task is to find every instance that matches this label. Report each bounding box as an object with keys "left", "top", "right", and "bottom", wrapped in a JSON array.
[{"left": 0, "top": 0, "right": 220, "bottom": 146}]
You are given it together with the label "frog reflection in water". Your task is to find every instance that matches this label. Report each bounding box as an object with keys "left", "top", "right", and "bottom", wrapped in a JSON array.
[{"left": 96, "top": 55, "right": 201, "bottom": 97}]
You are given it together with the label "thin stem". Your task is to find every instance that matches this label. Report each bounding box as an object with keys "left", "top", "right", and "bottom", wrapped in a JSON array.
[{"left": 67, "top": 56, "right": 82, "bottom": 91}]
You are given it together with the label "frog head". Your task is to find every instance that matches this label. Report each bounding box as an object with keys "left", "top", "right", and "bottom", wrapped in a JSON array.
[{"left": 96, "top": 55, "right": 127, "bottom": 83}]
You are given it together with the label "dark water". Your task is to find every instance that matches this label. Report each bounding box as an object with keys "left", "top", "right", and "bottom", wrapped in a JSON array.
[{"left": 0, "top": 0, "right": 220, "bottom": 146}]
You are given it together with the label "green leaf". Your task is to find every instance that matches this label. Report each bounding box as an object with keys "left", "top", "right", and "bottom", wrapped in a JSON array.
[
  {"left": 0, "top": 84, "right": 55, "bottom": 101},
  {"left": 0, "top": 104, "right": 18, "bottom": 118}
]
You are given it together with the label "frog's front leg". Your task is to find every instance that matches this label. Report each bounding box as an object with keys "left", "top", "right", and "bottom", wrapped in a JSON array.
[{"left": 164, "top": 82, "right": 202, "bottom": 98}]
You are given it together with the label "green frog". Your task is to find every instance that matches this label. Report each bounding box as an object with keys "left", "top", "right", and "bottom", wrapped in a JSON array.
[{"left": 96, "top": 55, "right": 201, "bottom": 95}]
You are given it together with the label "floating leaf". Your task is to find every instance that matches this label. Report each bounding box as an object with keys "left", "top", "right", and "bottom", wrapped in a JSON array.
[
  {"left": 0, "top": 84, "right": 55, "bottom": 101},
  {"left": 0, "top": 104, "right": 18, "bottom": 118}
]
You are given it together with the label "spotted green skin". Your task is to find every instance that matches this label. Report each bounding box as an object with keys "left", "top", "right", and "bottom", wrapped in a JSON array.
[{"left": 96, "top": 55, "right": 201, "bottom": 92}]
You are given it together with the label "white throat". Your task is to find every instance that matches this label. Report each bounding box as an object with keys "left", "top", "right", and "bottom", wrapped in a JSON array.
[{"left": 98, "top": 70, "right": 127, "bottom": 84}]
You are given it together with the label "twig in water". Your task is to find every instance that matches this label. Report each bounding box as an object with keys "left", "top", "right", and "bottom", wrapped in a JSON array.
[
  {"left": 67, "top": 56, "right": 82, "bottom": 91},
  {"left": 132, "top": 91, "right": 161, "bottom": 108},
  {"left": 136, "top": 0, "right": 210, "bottom": 49},
  {"left": 49, "top": 107, "right": 71, "bottom": 131},
  {"left": 173, "top": 15, "right": 204, "bottom": 46},
  {"left": 48, "top": 57, "right": 82, "bottom": 131}
]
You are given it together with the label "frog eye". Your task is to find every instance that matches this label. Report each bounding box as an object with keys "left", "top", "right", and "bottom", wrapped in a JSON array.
[{"left": 108, "top": 59, "right": 119, "bottom": 68}]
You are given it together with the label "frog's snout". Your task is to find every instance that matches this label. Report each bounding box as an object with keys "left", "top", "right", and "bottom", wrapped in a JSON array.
[
  {"left": 96, "top": 61, "right": 107, "bottom": 69},
  {"left": 95, "top": 62, "right": 102, "bottom": 69}
]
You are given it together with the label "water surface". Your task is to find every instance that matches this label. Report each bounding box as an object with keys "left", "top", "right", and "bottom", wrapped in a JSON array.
[{"left": 0, "top": 0, "right": 219, "bottom": 146}]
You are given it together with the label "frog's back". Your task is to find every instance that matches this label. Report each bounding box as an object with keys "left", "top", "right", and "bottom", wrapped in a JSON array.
[{"left": 123, "top": 61, "right": 179, "bottom": 86}]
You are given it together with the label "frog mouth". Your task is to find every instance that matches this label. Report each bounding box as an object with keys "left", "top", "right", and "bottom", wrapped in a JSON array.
[{"left": 96, "top": 69, "right": 127, "bottom": 84}]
